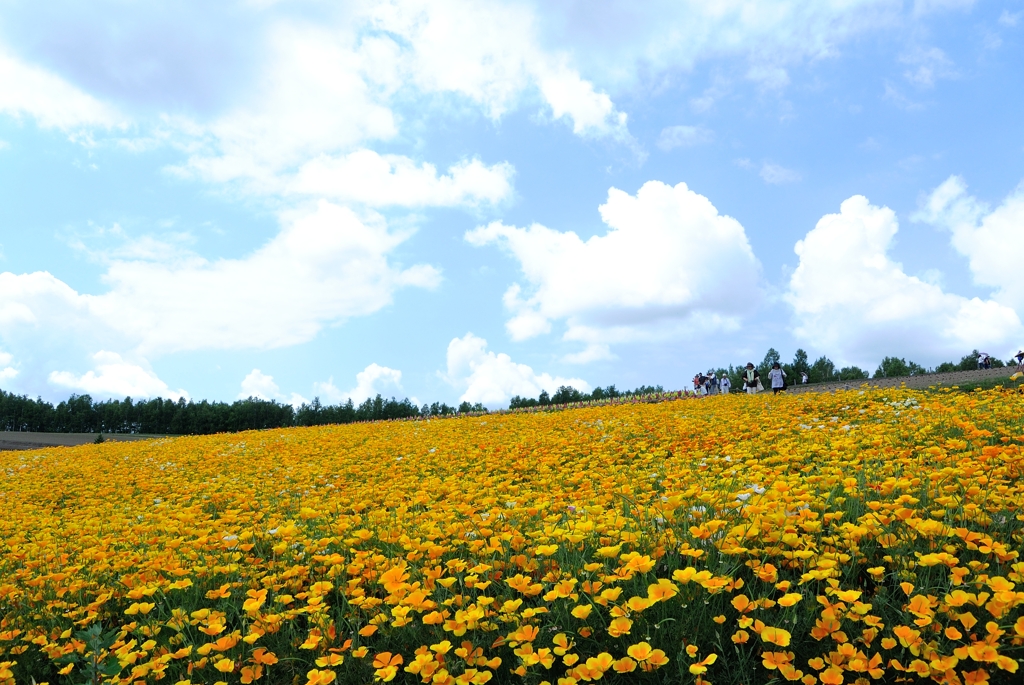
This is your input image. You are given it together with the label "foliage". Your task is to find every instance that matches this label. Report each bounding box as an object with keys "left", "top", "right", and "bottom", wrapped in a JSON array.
[
  {"left": 1, "top": 388, "right": 1023, "bottom": 685},
  {"left": 874, "top": 357, "right": 928, "bottom": 378},
  {"left": 509, "top": 385, "right": 664, "bottom": 409}
]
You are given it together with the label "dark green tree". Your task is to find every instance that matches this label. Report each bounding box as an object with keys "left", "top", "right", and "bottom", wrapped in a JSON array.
[
  {"left": 808, "top": 356, "right": 838, "bottom": 383},
  {"left": 838, "top": 366, "right": 869, "bottom": 381},
  {"left": 874, "top": 357, "right": 910, "bottom": 378}
]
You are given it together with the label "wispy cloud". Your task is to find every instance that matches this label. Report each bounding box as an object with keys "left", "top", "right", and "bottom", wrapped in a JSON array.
[
  {"left": 760, "top": 162, "right": 801, "bottom": 184},
  {"left": 656, "top": 125, "right": 713, "bottom": 151}
]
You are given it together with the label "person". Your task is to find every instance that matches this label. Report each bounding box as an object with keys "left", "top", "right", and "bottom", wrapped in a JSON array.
[
  {"left": 742, "top": 363, "right": 760, "bottom": 394},
  {"left": 1016, "top": 350, "right": 1024, "bottom": 371},
  {"left": 978, "top": 352, "right": 990, "bottom": 369},
  {"left": 801, "top": 371, "right": 808, "bottom": 384},
  {"left": 719, "top": 373, "right": 731, "bottom": 394},
  {"left": 693, "top": 373, "right": 704, "bottom": 395},
  {"left": 705, "top": 370, "right": 716, "bottom": 395},
  {"left": 768, "top": 361, "right": 787, "bottom": 395}
]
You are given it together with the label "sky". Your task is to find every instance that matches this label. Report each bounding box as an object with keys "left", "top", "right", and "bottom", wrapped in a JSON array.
[{"left": 1, "top": 0, "right": 1023, "bottom": 409}]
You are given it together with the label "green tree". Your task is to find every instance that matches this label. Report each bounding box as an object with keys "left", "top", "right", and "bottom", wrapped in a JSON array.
[
  {"left": 838, "top": 366, "right": 869, "bottom": 381},
  {"left": 791, "top": 349, "right": 810, "bottom": 376},
  {"left": 758, "top": 348, "right": 781, "bottom": 378},
  {"left": 809, "top": 356, "right": 837, "bottom": 383},
  {"left": 874, "top": 357, "right": 924, "bottom": 378}
]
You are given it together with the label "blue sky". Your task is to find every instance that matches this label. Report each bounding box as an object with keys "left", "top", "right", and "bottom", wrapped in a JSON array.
[{"left": 1, "top": 0, "right": 1023, "bottom": 408}]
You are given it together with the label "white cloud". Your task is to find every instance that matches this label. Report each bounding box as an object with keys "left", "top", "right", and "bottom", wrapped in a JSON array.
[
  {"left": 0, "top": 201, "right": 440, "bottom": 356},
  {"left": 287, "top": 151, "right": 514, "bottom": 207},
  {"left": 656, "top": 125, "right": 713, "bottom": 151},
  {"left": 238, "top": 369, "right": 279, "bottom": 401},
  {"left": 0, "top": 351, "right": 17, "bottom": 382},
  {"left": 163, "top": 1, "right": 630, "bottom": 194},
  {"left": 313, "top": 363, "right": 404, "bottom": 404},
  {"left": 466, "top": 180, "right": 762, "bottom": 355},
  {"left": 367, "top": 0, "right": 629, "bottom": 139},
  {"left": 49, "top": 351, "right": 188, "bottom": 400},
  {"left": 0, "top": 50, "right": 121, "bottom": 132},
  {"left": 443, "top": 333, "right": 589, "bottom": 406},
  {"left": 0, "top": 140, "right": 9, "bottom": 151},
  {"left": 899, "top": 46, "right": 957, "bottom": 88},
  {"left": 238, "top": 368, "right": 307, "bottom": 406},
  {"left": 785, "top": 195, "right": 1022, "bottom": 367},
  {"left": 999, "top": 10, "right": 1022, "bottom": 27},
  {"left": 913, "top": 175, "right": 1024, "bottom": 312},
  {"left": 760, "top": 162, "right": 801, "bottom": 184}
]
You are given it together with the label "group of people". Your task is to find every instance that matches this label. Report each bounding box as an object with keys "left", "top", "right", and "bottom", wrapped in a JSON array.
[
  {"left": 692, "top": 371, "right": 730, "bottom": 396},
  {"left": 694, "top": 362, "right": 810, "bottom": 396}
]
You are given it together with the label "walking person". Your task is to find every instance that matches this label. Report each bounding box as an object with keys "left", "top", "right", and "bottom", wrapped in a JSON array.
[
  {"left": 719, "top": 373, "right": 731, "bottom": 394},
  {"left": 742, "top": 363, "right": 760, "bottom": 394},
  {"left": 800, "top": 371, "right": 808, "bottom": 384},
  {"left": 768, "top": 362, "right": 787, "bottom": 395},
  {"left": 1015, "top": 350, "right": 1023, "bottom": 372}
]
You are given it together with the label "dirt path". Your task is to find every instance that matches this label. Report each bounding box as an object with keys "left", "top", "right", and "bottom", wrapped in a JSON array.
[
  {"left": 0, "top": 432, "right": 167, "bottom": 451},
  {"left": 785, "top": 366, "right": 1018, "bottom": 394}
]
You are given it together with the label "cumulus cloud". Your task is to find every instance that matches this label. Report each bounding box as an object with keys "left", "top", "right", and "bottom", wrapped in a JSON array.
[
  {"left": 914, "top": 175, "right": 1024, "bottom": 312},
  {"left": 656, "top": 125, "right": 713, "bottom": 151},
  {"left": 785, "top": 195, "right": 1022, "bottom": 366},
  {"left": 760, "top": 162, "right": 802, "bottom": 185},
  {"left": 0, "top": 50, "right": 121, "bottom": 131},
  {"left": 0, "top": 351, "right": 17, "bottom": 382},
  {"left": 287, "top": 151, "right": 514, "bottom": 207},
  {"left": 0, "top": 201, "right": 440, "bottom": 357},
  {"left": 238, "top": 368, "right": 307, "bottom": 406},
  {"left": 49, "top": 351, "right": 187, "bottom": 400},
  {"left": 466, "top": 180, "right": 762, "bottom": 356},
  {"left": 367, "top": 0, "right": 629, "bottom": 139},
  {"left": 443, "top": 333, "right": 589, "bottom": 406},
  {"left": 162, "top": 1, "right": 630, "bottom": 192},
  {"left": 313, "top": 363, "right": 404, "bottom": 404}
]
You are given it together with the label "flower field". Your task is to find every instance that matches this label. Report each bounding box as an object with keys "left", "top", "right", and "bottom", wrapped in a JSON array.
[{"left": 1, "top": 386, "right": 1023, "bottom": 685}]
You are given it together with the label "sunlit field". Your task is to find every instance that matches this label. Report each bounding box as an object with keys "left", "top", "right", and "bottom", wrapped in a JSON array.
[{"left": 1, "top": 387, "right": 1023, "bottom": 685}]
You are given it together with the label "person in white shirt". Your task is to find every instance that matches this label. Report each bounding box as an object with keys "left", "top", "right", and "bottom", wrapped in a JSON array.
[
  {"left": 800, "top": 371, "right": 808, "bottom": 384},
  {"left": 768, "top": 362, "right": 787, "bottom": 395},
  {"left": 719, "top": 373, "right": 731, "bottom": 394}
]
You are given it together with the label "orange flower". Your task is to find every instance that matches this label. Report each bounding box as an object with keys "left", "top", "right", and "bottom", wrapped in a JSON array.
[
  {"left": 612, "top": 657, "right": 636, "bottom": 673},
  {"left": 760, "top": 626, "right": 792, "bottom": 647}
]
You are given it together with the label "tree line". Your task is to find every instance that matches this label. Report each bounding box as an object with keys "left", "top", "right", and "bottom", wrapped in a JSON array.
[
  {"left": 706, "top": 347, "right": 1008, "bottom": 393},
  {"left": 0, "top": 349, "right": 1008, "bottom": 436},
  {"left": 0, "top": 391, "right": 485, "bottom": 436}
]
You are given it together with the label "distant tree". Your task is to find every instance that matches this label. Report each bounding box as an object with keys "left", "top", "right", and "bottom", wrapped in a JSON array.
[
  {"left": 551, "top": 386, "right": 585, "bottom": 404},
  {"left": 907, "top": 361, "right": 928, "bottom": 376},
  {"left": 874, "top": 357, "right": 910, "bottom": 378},
  {"left": 537, "top": 390, "right": 551, "bottom": 406},
  {"left": 759, "top": 348, "right": 781, "bottom": 378},
  {"left": 935, "top": 361, "right": 958, "bottom": 373},
  {"left": 838, "top": 366, "right": 869, "bottom": 381},
  {"left": 958, "top": 350, "right": 981, "bottom": 371},
  {"left": 809, "top": 356, "right": 838, "bottom": 384},
  {"left": 790, "top": 349, "right": 810, "bottom": 378}
]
